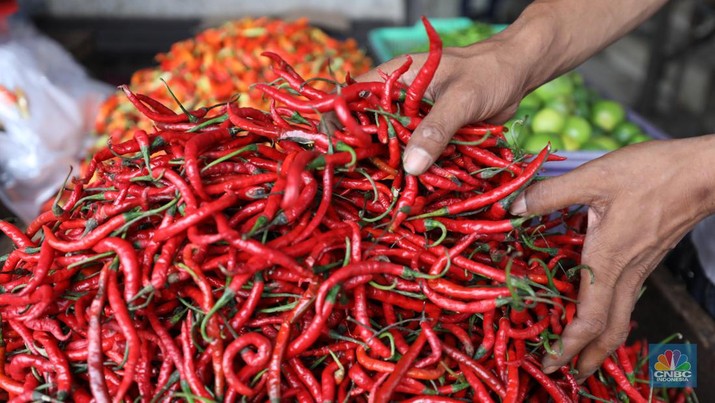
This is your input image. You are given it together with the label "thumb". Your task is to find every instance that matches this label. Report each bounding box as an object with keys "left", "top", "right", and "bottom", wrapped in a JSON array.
[
  {"left": 509, "top": 169, "right": 596, "bottom": 216},
  {"left": 403, "top": 88, "right": 476, "bottom": 175}
]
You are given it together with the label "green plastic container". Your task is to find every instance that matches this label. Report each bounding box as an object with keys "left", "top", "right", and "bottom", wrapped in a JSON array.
[{"left": 368, "top": 18, "right": 506, "bottom": 63}]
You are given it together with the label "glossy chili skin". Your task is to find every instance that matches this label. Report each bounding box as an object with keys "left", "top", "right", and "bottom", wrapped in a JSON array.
[{"left": 0, "top": 16, "right": 668, "bottom": 403}]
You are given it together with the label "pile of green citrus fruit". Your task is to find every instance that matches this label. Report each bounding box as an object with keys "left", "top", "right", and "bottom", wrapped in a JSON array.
[{"left": 504, "top": 73, "right": 652, "bottom": 153}]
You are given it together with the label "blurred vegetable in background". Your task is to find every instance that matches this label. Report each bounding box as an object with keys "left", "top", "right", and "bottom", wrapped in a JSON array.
[
  {"left": 409, "top": 21, "right": 495, "bottom": 52},
  {"left": 504, "top": 73, "right": 650, "bottom": 153},
  {"left": 94, "top": 17, "right": 372, "bottom": 145}
]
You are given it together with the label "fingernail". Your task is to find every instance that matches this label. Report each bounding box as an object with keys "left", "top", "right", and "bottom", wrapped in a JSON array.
[
  {"left": 509, "top": 194, "right": 527, "bottom": 216},
  {"left": 541, "top": 350, "right": 562, "bottom": 373},
  {"left": 542, "top": 365, "right": 559, "bottom": 374},
  {"left": 576, "top": 370, "right": 596, "bottom": 384},
  {"left": 403, "top": 147, "right": 433, "bottom": 175}
]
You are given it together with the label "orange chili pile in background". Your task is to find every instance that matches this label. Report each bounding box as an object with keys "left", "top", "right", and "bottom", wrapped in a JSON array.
[{"left": 93, "top": 17, "right": 372, "bottom": 145}]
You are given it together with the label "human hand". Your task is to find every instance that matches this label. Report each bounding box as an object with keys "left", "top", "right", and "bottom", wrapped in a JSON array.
[
  {"left": 509, "top": 135, "right": 715, "bottom": 381},
  {"left": 357, "top": 38, "right": 532, "bottom": 175}
]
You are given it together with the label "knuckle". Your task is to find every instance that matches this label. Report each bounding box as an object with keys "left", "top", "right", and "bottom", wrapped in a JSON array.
[
  {"left": 583, "top": 253, "right": 622, "bottom": 287},
  {"left": 596, "top": 328, "right": 629, "bottom": 355},
  {"left": 629, "top": 262, "right": 654, "bottom": 281},
  {"left": 416, "top": 124, "right": 450, "bottom": 146},
  {"left": 573, "top": 315, "right": 608, "bottom": 336},
  {"left": 621, "top": 271, "right": 645, "bottom": 293},
  {"left": 596, "top": 267, "right": 621, "bottom": 288}
]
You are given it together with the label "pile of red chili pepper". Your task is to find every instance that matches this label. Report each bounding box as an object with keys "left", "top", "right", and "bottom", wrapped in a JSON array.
[
  {"left": 0, "top": 18, "right": 694, "bottom": 403},
  {"left": 94, "top": 17, "right": 371, "bottom": 145}
]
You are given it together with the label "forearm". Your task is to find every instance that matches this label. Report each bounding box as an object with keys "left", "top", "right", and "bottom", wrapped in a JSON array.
[
  {"left": 485, "top": 0, "right": 668, "bottom": 93},
  {"left": 687, "top": 134, "right": 715, "bottom": 218}
]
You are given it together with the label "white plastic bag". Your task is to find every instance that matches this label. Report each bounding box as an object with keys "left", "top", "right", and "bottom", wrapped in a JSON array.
[{"left": 0, "top": 20, "right": 112, "bottom": 223}]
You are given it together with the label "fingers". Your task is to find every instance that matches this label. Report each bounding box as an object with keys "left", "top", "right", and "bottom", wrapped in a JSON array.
[
  {"left": 541, "top": 265, "right": 616, "bottom": 373},
  {"left": 509, "top": 169, "right": 598, "bottom": 216},
  {"left": 573, "top": 270, "right": 644, "bottom": 381},
  {"left": 541, "top": 222, "right": 619, "bottom": 373},
  {"left": 402, "top": 87, "right": 477, "bottom": 175}
]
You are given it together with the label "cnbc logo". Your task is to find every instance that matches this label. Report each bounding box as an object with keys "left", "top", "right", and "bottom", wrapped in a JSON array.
[{"left": 649, "top": 344, "right": 697, "bottom": 388}]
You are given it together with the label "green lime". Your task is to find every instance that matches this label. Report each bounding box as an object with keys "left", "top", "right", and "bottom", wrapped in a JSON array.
[
  {"left": 611, "top": 121, "right": 642, "bottom": 144},
  {"left": 569, "top": 72, "right": 585, "bottom": 86},
  {"left": 533, "top": 75, "right": 575, "bottom": 102},
  {"left": 562, "top": 116, "right": 592, "bottom": 150},
  {"left": 628, "top": 133, "right": 652, "bottom": 144},
  {"left": 574, "top": 102, "right": 591, "bottom": 119},
  {"left": 523, "top": 132, "right": 564, "bottom": 153},
  {"left": 520, "top": 91, "right": 542, "bottom": 109},
  {"left": 561, "top": 135, "right": 581, "bottom": 151},
  {"left": 579, "top": 139, "right": 604, "bottom": 151},
  {"left": 591, "top": 100, "right": 626, "bottom": 132},
  {"left": 590, "top": 125, "right": 606, "bottom": 137},
  {"left": 531, "top": 108, "right": 566, "bottom": 134},
  {"left": 572, "top": 86, "right": 591, "bottom": 105},
  {"left": 544, "top": 95, "right": 575, "bottom": 115},
  {"left": 586, "top": 88, "right": 602, "bottom": 104},
  {"left": 588, "top": 135, "right": 621, "bottom": 151}
]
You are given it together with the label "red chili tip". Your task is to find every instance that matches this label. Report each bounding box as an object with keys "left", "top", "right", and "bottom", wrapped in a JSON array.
[
  {"left": 420, "top": 16, "right": 442, "bottom": 47},
  {"left": 546, "top": 155, "right": 567, "bottom": 162},
  {"left": 261, "top": 51, "right": 282, "bottom": 62},
  {"left": 420, "top": 15, "right": 432, "bottom": 29}
]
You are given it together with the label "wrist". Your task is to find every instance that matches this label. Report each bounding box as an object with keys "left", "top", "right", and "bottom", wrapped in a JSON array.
[
  {"left": 468, "top": 2, "right": 563, "bottom": 97},
  {"left": 688, "top": 134, "right": 715, "bottom": 217}
]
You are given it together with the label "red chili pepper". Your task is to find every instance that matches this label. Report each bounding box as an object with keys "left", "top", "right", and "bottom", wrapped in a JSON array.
[
  {"left": 460, "top": 363, "right": 494, "bottom": 403},
  {"left": 374, "top": 329, "right": 427, "bottom": 403},
  {"left": 521, "top": 358, "right": 571, "bottom": 403},
  {"left": 381, "top": 302, "right": 410, "bottom": 355},
  {"left": 602, "top": 357, "right": 647, "bottom": 403},
  {"left": 442, "top": 344, "right": 506, "bottom": 399},
  {"left": 106, "top": 270, "right": 140, "bottom": 402},
  {"left": 503, "top": 349, "right": 520, "bottom": 403},
  {"left": 421, "top": 145, "right": 550, "bottom": 217},
  {"left": 403, "top": 17, "right": 442, "bottom": 116},
  {"left": 267, "top": 284, "right": 318, "bottom": 402},
  {"left": 355, "top": 346, "right": 444, "bottom": 380},
  {"left": 437, "top": 322, "right": 472, "bottom": 358},
  {"left": 223, "top": 332, "right": 271, "bottom": 396},
  {"left": 507, "top": 315, "right": 550, "bottom": 339},
  {"left": 289, "top": 357, "right": 323, "bottom": 402},
  {"left": 421, "top": 281, "right": 507, "bottom": 313},
  {"left": 92, "top": 237, "right": 141, "bottom": 302},
  {"left": 559, "top": 366, "right": 580, "bottom": 402},
  {"left": 34, "top": 333, "right": 72, "bottom": 400},
  {"left": 87, "top": 265, "right": 110, "bottom": 403},
  {"left": 616, "top": 345, "right": 636, "bottom": 382},
  {"left": 0, "top": 221, "right": 35, "bottom": 249},
  {"left": 414, "top": 321, "right": 444, "bottom": 368}
]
